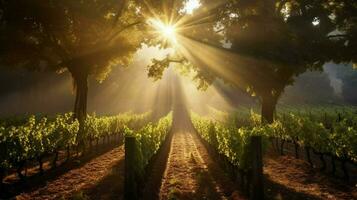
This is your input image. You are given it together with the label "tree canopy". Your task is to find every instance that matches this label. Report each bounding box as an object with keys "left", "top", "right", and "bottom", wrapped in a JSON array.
[
  {"left": 147, "top": 0, "right": 357, "bottom": 122},
  {"left": 0, "top": 0, "right": 356, "bottom": 122},
  {"left": 0, "top": 0, "right": 145, "bottom": 121}
]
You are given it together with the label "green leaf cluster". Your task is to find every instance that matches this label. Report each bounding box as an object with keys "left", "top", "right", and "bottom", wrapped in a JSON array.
[{"left": 123, "top": 113, "right": 172, "bottom": 178}]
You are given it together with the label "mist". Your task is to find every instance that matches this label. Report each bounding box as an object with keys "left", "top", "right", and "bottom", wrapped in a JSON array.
[{"left": 0, "top": 61, "right": 356, "bottom": 117}]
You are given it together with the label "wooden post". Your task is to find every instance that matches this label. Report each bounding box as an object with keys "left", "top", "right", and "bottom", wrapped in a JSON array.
[
  {"left": 251, "top": 136, "right": 264, "bottom": 200},
  {"left": 124, "top": 136, "right": 138, "bottom": 200}
]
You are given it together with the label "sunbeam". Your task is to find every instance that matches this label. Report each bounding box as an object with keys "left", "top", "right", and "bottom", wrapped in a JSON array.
[{"left": 148, "top": 19, "right": 178, "bottom": 44}]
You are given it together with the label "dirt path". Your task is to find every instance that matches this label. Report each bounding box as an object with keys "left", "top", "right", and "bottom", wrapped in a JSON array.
[
  {"left": 159, "top": 130, "right": 240, "bottom": 200},
  {"left": 16, "top": 146, "right": 125, "bottom": 200},
  {"left": 264, "top": 154, "right": 357, "bottom": 200}
]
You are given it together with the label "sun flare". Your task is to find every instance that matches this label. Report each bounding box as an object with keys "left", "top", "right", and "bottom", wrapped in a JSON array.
[
  {"left": 148, "top": 19, "right": 178, "bottom": 44},
  {"left": 162, "top": 25, "right": 176, "bottom": 39}
]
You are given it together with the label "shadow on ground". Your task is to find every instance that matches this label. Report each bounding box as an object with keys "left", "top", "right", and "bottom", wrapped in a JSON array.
[
  {"left": 84, "top": 158, "right": 125, "bottom": 200},
  {"left": 1, "top": 141, "right": 122, "bottom": 199},
  {"left": 265, "top": 177, "right": 322, "bottom": 200}
]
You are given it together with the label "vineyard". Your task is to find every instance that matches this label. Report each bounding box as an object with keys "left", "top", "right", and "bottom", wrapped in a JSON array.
[
  {"left": 2, "top": 107, "right": 356, "bottom": 199},
  {"left": 0, "top": 112, "right": 150, "bottom": 182},
  {"left": 192, "top": 108, "right": 357, "bottom": 184},
  {"left": 1, "top": 0, "right": 357, "bottom": 199}
]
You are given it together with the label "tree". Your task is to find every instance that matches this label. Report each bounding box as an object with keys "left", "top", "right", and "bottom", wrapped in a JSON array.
[
  {"left": 146, "top": 0, "right": 356, "bottom": 123},
  {"left": 0, "top": 0, "right": 144, "bottom": 124},
  {"left": 203, "top": 0, "right": 341, "bottom": 122}
]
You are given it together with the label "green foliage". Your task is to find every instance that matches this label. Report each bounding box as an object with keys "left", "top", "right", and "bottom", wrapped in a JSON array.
[
  {"left": 0, "top": 0, "right": 144, "bottom": 76},
  {"left": 0, "top": 112, "right": 150, "bottom": 176},
  {"left": 274, "top": 109, "right": 357, "bottom": 162},
  {"left": 191, "top": 112, "right": 269, "bottom": 170},
  {"left": 83, "top": 112, "right": 150, "bottom": 144},
  {"left": 0, "top": 114, "right": 78, "bottom": 171},
  {"left": 146, "top": 1, "right": 356, "bottom": 121},
  {"left": 257, "top": 107, "right": 357, "bottom": 162},
  {"left": 0, "top": 0, "right": 148, "bottom": 121},
  {"left": 212, "top": 0, "right": 356, "bottom": 108},
  {"left": 192, "top": 107, "right": 357, "bottom": 171},
  {"left": 123, "top": 113, "right": 172, "bottom": 177}
]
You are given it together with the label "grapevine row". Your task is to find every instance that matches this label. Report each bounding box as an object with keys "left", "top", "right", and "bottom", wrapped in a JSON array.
[
  {"left": 192, "top": 109, "right": 357, "bottom": 179},
  {"left": 125, "top": 113, "right": 172, "bottom": 175},
  {"left": 0, "top": 112, "right": 150, "bottom": 182},
  {"left": 191, "top": 112, "right": 267, "bottom": 171},
  {"left": 123, "top": 113, "right": 172, "bottom": 198}
]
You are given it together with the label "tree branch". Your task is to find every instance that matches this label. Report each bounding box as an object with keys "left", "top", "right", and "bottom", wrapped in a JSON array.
[
  {"left": 42, "top": 25, "right": 70, "bottom": 61},
  {"left": 107, "top": 21, "right": 143, "bottom": 43},
  {"left": 167, "top": 58, "right": 186, "bottom": 63}
]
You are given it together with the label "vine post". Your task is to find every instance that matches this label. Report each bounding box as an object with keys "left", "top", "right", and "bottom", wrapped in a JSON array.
[
  {"left": 124, "top": 136, "right": 138, "bottom": 200},
  {"left": 251, "top": 136, "right": 264, "bottom": 200}
]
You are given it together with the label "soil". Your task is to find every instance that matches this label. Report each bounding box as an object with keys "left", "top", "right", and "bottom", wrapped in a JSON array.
[
  {"left": 264, "top": 153, "right": 357, "bottom": 200},
  {"left": 15, "top": 146, "right": 124, "bottom": 200},
  {"left": 155, "top": 118, "right": 242, "bottom": 200}
]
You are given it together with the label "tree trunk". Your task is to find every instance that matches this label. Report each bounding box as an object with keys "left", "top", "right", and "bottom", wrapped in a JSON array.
[
  {"left": 261, "top": 92, "right": 277, "bottom": 123},
  {"left": 72, "top": 72, "right": 88, "bottom": 124},
  {"left": 70, "top": 67, "right": 89, "bottom": 154}
]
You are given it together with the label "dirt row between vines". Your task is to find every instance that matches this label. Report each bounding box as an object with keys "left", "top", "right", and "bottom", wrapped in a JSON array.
[
  {"left": 16, "top": 146, "right": 125, "bottom": 200},
  {"left": 156, "top": 130, "right": 242, "bottom": 200},
  {"left": 264, "top": 154, "right": 357, "bottom": 200}
]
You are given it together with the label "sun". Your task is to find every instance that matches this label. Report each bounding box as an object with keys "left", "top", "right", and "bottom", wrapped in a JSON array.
[
  {"left": 148, "top": 19, "right": 178, "bottom": 44},
  {"left": 162, "top": 25, "right": 176, "bottom": 40}
]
